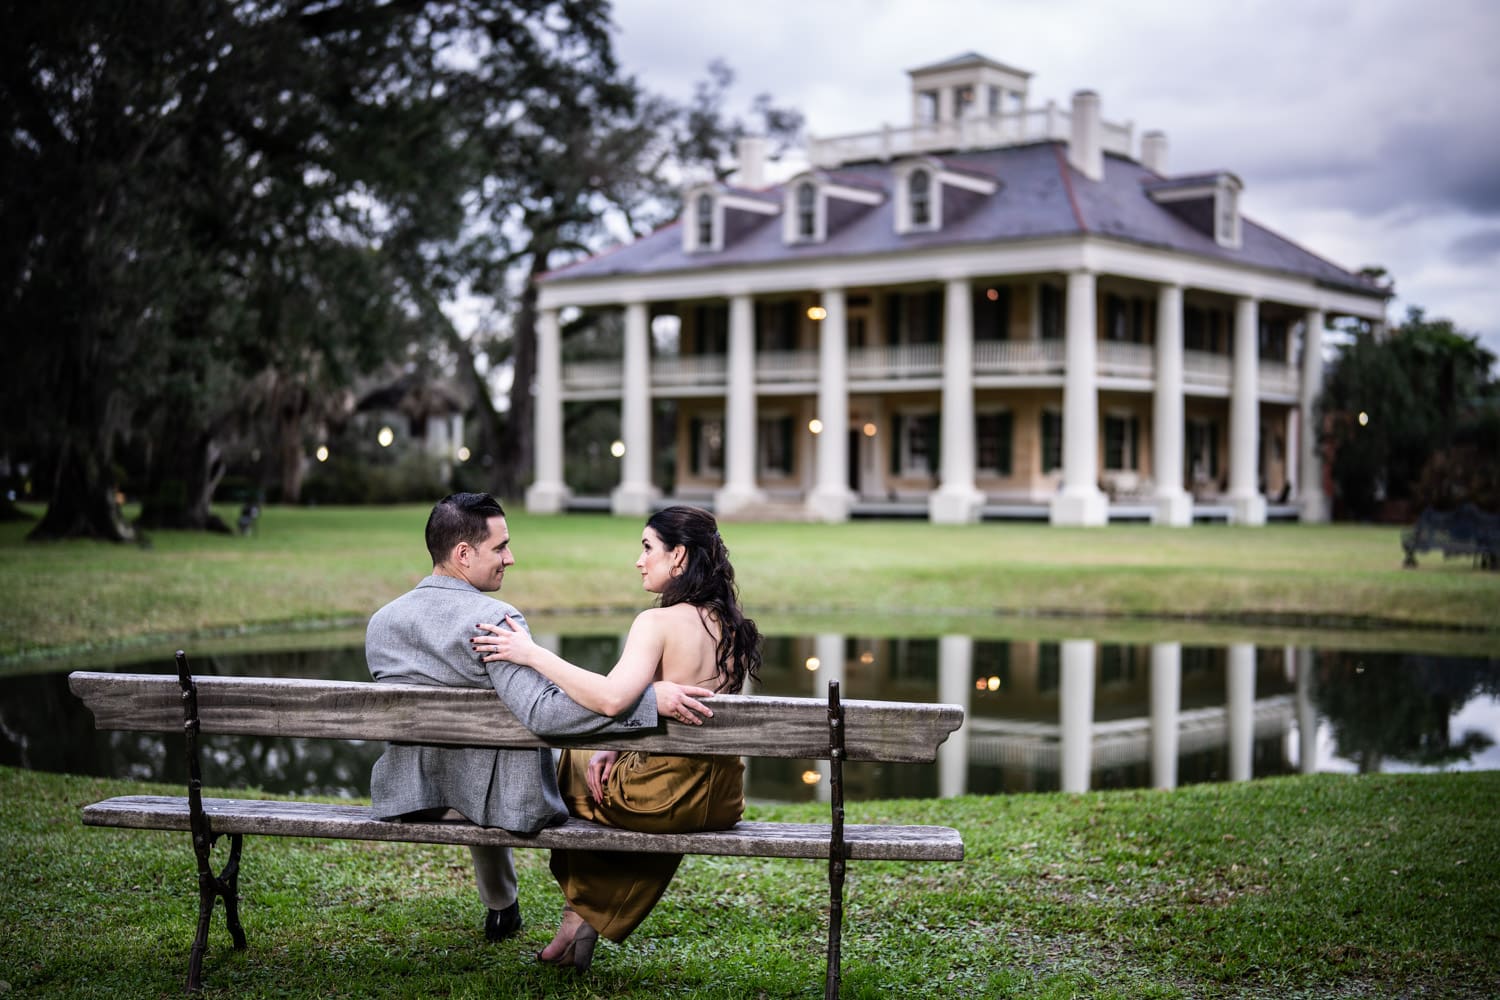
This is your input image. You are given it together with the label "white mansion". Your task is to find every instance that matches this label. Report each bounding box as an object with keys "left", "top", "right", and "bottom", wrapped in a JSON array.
[{"left": 526, "top": 53, "right": 1389, "bottom": 525}]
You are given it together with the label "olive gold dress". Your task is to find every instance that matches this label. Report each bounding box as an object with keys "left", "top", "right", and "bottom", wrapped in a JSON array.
[{"left": 550, "top": 747, "right": 745, "bottom": 942}]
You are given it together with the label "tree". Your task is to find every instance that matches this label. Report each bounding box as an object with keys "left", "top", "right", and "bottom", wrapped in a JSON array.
[
  {"left": 2, "top": 0, "right": 627, "bottom": 537},
  {"left": 1318, "top": 306, "right": 1499, "bottom": 519}
]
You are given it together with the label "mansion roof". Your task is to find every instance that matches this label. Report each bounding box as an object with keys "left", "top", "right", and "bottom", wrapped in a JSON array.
[{"left": 542, "top": 141, "right": 1386, "bottom": 299}]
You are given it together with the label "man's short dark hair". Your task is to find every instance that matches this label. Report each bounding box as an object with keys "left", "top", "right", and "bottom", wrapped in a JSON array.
[{"left": 425, "top": 492, "right": 506, "bottom": 565}]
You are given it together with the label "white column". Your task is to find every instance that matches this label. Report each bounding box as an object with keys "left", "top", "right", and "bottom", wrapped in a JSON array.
[
  {"left": 715, "top": 294, "right": 764, "bottom": 516},
  {"left": 1295, "top": 647, "right": 1319, "bottom": 774},
  {"left": 811, "top": 634, "right": 846, "bottom": 803},
  {"left": 525, "top": 307, "right": 570, "bottom": 513},
  {"left": 1227, "top": 643, "right": 1255, "bottom": 781},
  {"left": 1050, "top": 270, "right": 1108, "bottom": 525},
  {"left": 1228, "top": 296, "right": 1266, "bottom": 524},
  {"left": 610, "top": 301, "right": 658, "bottom": 516},
  {"left": 1059, "top": 640, "right": 1096, "bottom": 793},
  {"left": 1299, "top": 308, "right": 1329, "bottom": 522},
  {"left": 1149, "top": 643, "right": 1182, "bottom": 790},
  {"left": 808, "top": 288, "right": 852, "bottom": 523},
  {"left": 930, "top": 278, "right": 984, "bottom": 524},
  {"left": 937, "top": 635, "right": 974, "bottom": 798},
  {"left": 1152, "top": 284, "right": 1192, "bottom": 525}
]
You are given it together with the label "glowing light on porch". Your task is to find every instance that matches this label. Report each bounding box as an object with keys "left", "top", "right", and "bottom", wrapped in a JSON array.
[
  {"left": 859, "top": 650, "right": 875, "bottom": 665},
  {"left": 315, "top": 445, "right": 329, "bottom": 463},
  {"left": 456, "top": 446, "right": 471, "bottom": 462},
  {"left": 610, "top": 440, "right": 626, "bottom": 458},
  {"left": 1358, "top": 411, "right": 1369, "bottom": 426},
  {"left": 985, "top": 288, "right": 1000, "bottom": 301},
  {"left": 804, "top": 656, "right": 820, "bottom": 671},
  {"left": 808, "top": 418, "right": 824, "bottom": 434},
  {"left": 807, "top": 306, "right": 828, "bottom": 321},
  {"left": 987, "top": 676, "right": 1002, "bottom": 691},
  {"left": 801, "top": 770, "right": 821, "bottom": 785},
  {"left": 377, "top": 426, "right": 395, "bottom": 447},
  {"left": 862, "top": 422, "right": 877, "bottom": 437}
]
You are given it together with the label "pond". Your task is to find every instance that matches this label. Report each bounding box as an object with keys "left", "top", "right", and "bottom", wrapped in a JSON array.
[{"left": 3, "top": 626, "right": 1497, "bottom": 804}]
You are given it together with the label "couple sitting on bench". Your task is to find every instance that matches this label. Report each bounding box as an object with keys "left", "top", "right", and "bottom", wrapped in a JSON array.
[{"left": 369, "top": 493, "right": 758, "bottom": 972}]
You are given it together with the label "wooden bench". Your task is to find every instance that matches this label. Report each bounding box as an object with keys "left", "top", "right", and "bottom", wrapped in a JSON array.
[
  {"left": 70, "top": 652, "right": 965, "bottom": 996},
  {"left": 1401, "top": 504, "right": 1499, "bottom": 570}
]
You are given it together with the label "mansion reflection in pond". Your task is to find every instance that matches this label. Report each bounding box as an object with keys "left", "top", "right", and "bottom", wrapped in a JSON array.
[
  {"left": 548, "top": 634, "right": 1496, "bottom": 805},
  {"left": 3, "top": 636, "right": 1495, "bottom": 804}
]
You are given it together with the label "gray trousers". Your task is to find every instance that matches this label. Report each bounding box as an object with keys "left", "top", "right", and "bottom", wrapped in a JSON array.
[{"left": 403, "top": 808, "right": 518, "bottom": 910}]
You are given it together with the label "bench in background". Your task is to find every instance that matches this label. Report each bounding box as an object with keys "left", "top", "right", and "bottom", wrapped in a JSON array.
[{"left": 70, "top": 653, "right": 965, "bottom": 996}]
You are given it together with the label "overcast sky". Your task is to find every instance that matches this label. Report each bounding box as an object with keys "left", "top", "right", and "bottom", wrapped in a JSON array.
[{"left": 607, "top": 0, "right": 1500, "bottom": 358}]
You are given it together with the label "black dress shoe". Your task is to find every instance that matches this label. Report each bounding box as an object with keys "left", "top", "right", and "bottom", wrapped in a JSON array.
[{"left": 485, "top": 901, "right": 523, "bottom": 942}]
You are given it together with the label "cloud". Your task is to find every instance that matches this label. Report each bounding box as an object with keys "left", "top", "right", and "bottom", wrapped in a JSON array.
[{"left": 1448, "top": 228, "right": 1500, "bottom": 265}]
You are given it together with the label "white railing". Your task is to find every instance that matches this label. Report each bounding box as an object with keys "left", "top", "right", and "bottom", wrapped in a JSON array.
[
  {"left": 1183, "top": 350, "right": 1231, "bottom": 391},
  {"left": 1258, "top": 361, "right": 1300, "bottom": 397},
  {"left": 848, "top": 343, "right": 942, "bottom": 380},
  {"left": 1097, "top": 341, "right": 1155, "bottom": 379},
  {"left": 808, "top": 102, "right": 1134, "bottom": 168},
  {"left": 974, "top": 339, "right": 1065, "bottom": 374},
  {"left": 561, "top": 345, "right": 1296, "bottom": 397},
  {"left": 755, "top": 349, "right": 819, "bottom": 383}
]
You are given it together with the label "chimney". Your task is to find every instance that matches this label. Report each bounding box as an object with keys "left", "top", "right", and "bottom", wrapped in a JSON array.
[
  {"left": 1140, "top": 130, "right": 1168, "bottom": 174},
  {"left": 1068, "top": 90, "right": 1103, "bottom": 182},
  {"left": 735, "top": 136, "right": 767, "bottom": 189}
]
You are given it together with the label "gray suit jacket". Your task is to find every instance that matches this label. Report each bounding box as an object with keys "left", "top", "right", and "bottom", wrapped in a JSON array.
[{"left": 366, "top": 574, "right": 657, "bottom": 833}]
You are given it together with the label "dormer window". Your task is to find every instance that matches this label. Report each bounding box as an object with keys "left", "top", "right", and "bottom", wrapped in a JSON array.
[
  {"left": 909, "top": 170, "right": 932, "bottom": 227},
  {"left": 894, "top": 158, "right": 998, "bottom": 235},
  {"left": 781, "top": 172, "right": 883, "bottom": 246},
  {"left": 796, "top": 182, "right": 816, "bottom": 239},
  {"left": 1145, "top": 171, "right": 1243, "bottom": 250},
  {"left": 695, "top": 192, "right": 714, "bottom": 250}
]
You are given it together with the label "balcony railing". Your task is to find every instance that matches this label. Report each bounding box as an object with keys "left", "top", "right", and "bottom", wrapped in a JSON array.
[
  {"left": 807, "top": 103, "right": 1135, "bottom": 168},
  {"left": 561, "top": 345, "right": 1297, "bottom": 396}
]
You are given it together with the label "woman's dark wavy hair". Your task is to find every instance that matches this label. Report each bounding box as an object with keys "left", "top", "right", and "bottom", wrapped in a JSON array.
[{"left": 646, "top": 505, "right": 761, "bottom": 694}]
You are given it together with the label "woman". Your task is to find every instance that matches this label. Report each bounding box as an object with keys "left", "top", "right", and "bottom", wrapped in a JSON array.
[{"left": 471, "top": 505, "right": 762, "bottom": 971}]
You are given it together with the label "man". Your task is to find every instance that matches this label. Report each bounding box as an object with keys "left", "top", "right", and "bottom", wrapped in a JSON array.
[{"left": 366, "top": 492, "right": 711, "bottom": 942}]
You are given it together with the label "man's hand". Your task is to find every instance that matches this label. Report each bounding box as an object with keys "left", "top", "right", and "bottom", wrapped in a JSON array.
[{"left": 652, "top": 680, "right": 715, "bottom": 725}]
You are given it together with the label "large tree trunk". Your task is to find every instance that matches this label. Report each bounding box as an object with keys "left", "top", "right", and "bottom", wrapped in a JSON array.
[
  {"left": 495, "top": 249, "right": 551, "bottom": 499},
  {"left": 28, "top": 438, "right": 134, "bottom": 542},
  {"left": 278, "top": 390, "right": 310, "bottom": 504},
  {"left": 136, "top": 426, "right": 231, "bottom": 532}
]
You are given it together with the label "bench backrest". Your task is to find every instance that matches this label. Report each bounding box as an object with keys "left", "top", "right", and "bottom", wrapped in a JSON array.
[{"left": 69, "top": 672, "right": 964, "bottom": 764}]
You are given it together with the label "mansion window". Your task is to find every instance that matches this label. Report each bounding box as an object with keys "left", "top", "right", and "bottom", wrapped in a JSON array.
[
  {"left": 976, "top": 411, "right": 1013, "bottom": 476},
  {"left": 1103, "top": 413, "right": 1140, "bottom": 471},
  {"left": 1099, "top": 644, "right": 1143, "bottom": 686},
  {"left": 1039, "top": 284, "right": 1065, "bottom": 340},
  {"left": 1186, "top": 418, "right": 1220, "bottom": 484},
  {"left": 695, "top": 193, "right": 713, "bottom": 250},
  {"left": 892, "top": 412, "right": 939, "bottom": 477},
  {"left": 974, "top": 285, "right": 1011, "bottom": 340},
  {"left": 1184, "top": 306, "right": 1226, "bottom": 353},
  {"left": 886, "top": 289, "right": 944, "bottom": 345},
  {"left": 689, "top": 415, "right": 724, "bottom": 477},
  {"left": 796, "top": 182, "right": 817, "bottom": 240},
  {"left": 908, "top": 170, "right": 932, "bottom": 227},
  {"left": 1105, "top": 294, "right": 1149, "bottom": 343},
  {"left": 1258, "top": 316, "right": 1289, "bottom": 363},
  {"left": 755, "top": 300, "right": 800, "bottom": 352},
  {"left": 1041, "top": 409, "right": 1063, "bottom": 473},
  {"left": 691, "top": 303, "right": 729, "bottom": 355},
  {"left": 758, "top": 415, "right": 794, "bottom": 477}
]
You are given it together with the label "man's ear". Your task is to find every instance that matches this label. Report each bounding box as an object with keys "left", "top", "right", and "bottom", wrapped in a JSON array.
[{"left": 451, "top": 542, "right": 471, "bottom": 567}]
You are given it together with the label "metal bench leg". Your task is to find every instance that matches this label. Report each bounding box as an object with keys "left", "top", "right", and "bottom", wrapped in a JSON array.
[
  {"left": 178, "top": 650, "right": 248, "bottom": 994},
  {"left": 826, "top": 681, "right": 847, "bottom": 1000}
]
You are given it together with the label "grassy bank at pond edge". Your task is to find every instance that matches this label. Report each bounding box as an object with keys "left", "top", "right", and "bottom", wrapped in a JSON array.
[
  {"left": 4, "top": 504, "right": 1500, "bottom": 664},
  {"left": 3, "top": 767, "right": 1496, "bottom": 998}
]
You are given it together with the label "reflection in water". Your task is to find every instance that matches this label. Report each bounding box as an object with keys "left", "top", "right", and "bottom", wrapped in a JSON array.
[{"left": 2, "top": 637, "right": 1496, "bottom": 804}]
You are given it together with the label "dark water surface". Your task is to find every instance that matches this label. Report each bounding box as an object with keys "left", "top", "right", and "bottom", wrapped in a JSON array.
[{"left": 3, "top": 630, "right": 1496, "bottom": 804}]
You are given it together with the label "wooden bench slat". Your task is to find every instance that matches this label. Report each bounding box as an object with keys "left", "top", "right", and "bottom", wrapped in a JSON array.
[
  {"left": 68, "top": 672, "right": 964, "bottom": 763},
  {"left": 81, "top": 795, "right": 965, "bottom": 862}
]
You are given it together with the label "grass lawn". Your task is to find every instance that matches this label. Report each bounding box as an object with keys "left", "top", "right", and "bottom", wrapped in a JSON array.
[
  {"left": 3, "top": 504, "right": 1499, "bottom": 665},
  {"left": 3, "top": 766, "right": 1496, "bottom": 999}
]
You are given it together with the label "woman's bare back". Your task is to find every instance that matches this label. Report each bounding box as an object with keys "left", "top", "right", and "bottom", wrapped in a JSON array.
[{"left": 643, "top": 603, "right": 725, "bottom": 692}]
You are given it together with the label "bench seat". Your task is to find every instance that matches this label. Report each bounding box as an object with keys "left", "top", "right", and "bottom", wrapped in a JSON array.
[{"left": 83, "top": 794, "right": 964, "bottom": 861}]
